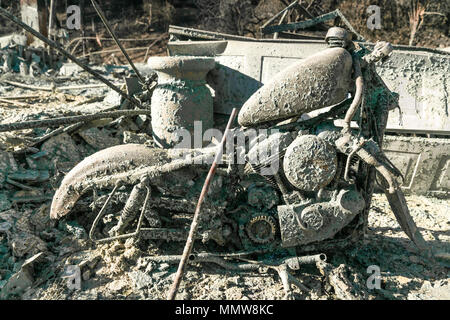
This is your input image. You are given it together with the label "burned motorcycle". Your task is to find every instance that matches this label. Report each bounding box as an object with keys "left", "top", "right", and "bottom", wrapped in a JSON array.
[{"left": 49, "top": 28, "right": 430, "bottom": 296}]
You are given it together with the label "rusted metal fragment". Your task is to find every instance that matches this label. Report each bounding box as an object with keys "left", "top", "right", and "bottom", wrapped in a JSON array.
[
  {"left": 0, "top": 110, "right": 151, "bottom": 133},
  {"left": 237, "top": 47, "right": 352, "bottom": 127}
]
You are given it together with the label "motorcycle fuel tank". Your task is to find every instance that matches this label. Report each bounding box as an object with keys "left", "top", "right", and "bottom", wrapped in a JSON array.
[{"left": 238, "top": 47, "right": 353, "bottom": 127}]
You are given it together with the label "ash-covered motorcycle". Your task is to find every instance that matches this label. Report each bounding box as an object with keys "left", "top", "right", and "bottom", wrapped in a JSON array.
[{"left": 49, "top": 27, "right": 430, "bottom": 297}]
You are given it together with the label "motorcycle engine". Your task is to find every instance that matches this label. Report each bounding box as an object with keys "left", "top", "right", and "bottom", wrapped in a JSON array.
[{"left": 246, "top": 128, "right": 367, "bottom": 248}]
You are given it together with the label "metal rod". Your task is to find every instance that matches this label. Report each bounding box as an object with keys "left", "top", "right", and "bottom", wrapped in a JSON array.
[
  {"left": 0, "top": 95, "right": 41, "bottom": 100},
  {"left": 92, "top": 185, "right": 151, "bottom": 243},
  {"left": 89, "top": 183, "right": 120, "bottom": 241},
  {"left": 135, "top": 186, "right": 151, "bottom": 235},
  {"left": 335, "top": 9, "right": 365, "bottom": 41},
  {"left": 2, "top": 80, "right": 123, "bottom": 92},
  {"left": 2, "top": 80, "right": 53, "bottom": 91},
  {"left": 0, "top": 6, "right": 140, "bottom": 107},
  {"left": 90, "top": 0, "right": 146, "bottom": 85},
  {"left": 66, "top": 36, "right": 162, "bottom": 48},
  {"left": 0, "top": 109, "right": 151, "bottom": 132},
  {"left": 169, "top": 25, "right": 258, "bottom": 42},
  {"left": 274, "top": 8, "right": 290, "bottom": 39},
  {"left": 167, "top": 108, "right": 238, "bottom": 300},
  {"left": 261, "top": 0, "right": 299, "bottom": 29},
  {"left": 48, "top": 0, "right": 56, "bottom": 39},
  {"left": 30, "top": 123, "right": 82, "bottom": 145},
  {"left": 261, "top": 8, "right": 365, "bottom": 40},
  {"left": 143, "top": 33, "right": 167, "bottom": 63},
  {"left": 76, "top": 47, "right": 149, "bottom": 58},
  {"left": 262, "top": 10, "right": 339, "bottom": 34},
  {"left": 48, "top": 0, "right": 56, "bottom": 63},
  {"left": 0, "top": 97, "right": 32, "bottom": 107}
]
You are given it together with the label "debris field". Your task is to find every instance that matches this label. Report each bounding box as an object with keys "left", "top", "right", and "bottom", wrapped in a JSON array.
[
  {"left": 0, "top": 0, "right": 449, "bottom": 301},
  {"left": 0, "top": 57, "right": 448, "bottom": 301}
]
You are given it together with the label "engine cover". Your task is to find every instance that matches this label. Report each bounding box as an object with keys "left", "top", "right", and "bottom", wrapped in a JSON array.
[
  {"left": 283, "top": 135, "right": 337, "bottom": 191},
  {"left": 277, "top": 189, "right": 366, "bottom": 247}
]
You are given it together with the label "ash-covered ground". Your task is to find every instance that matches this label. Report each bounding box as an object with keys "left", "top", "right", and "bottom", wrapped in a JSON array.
[{"left": 0, "top": 74, "right": 448, "bottom": 301}]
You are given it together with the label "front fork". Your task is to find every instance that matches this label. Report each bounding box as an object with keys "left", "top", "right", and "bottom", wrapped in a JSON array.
[
  {"left": 89, "top": 176, "right": 154, "bottom": 243},
  {"left": 336, "top": 133, "right": 431, "bottom": 256},
  {"left": 109, "top": 177, "right": 161, "bottom": 236},
  {"left": 336, "top": 133, "right": 400, "bottom": 194}
]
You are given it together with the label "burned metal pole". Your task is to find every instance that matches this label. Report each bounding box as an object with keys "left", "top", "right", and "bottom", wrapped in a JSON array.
[
  {"left": 48, "top": 0, "right": 56, "bottom": 39},
  {"left": 261, "top": 0, "right": 298, "bottom": 29},
  {"left": 261, "top": 9, "right": 365, "bottom": 41},
  {"left": 167, "top": 108, "right": 238, "bottom": 300},
  {"left": 0, "top": 6, "right": 140, "bottom": 107},
  {"left": 0, "top": 109, "right": 151, "bottom": 132},
  {"left": 47, "top": 0, "right": 56, "bottom": 64},
  {"left": 90, "top": 0, "right": 146, "bottom": 85}
]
